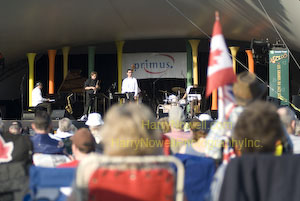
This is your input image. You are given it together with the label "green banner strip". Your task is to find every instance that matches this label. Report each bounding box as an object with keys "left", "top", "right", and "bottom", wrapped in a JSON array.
[{"left": 269, "top": 49, "right": 289, "bottom": 105}]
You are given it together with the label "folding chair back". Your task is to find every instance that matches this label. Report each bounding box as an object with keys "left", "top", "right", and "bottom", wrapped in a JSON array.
[
  {"left": 29, "top": 166, "right": 75, "bottom": 201},
  {"left": 75, "top": 154, "right": 184, "bottom": 201},
  {"left": 88, "top": 168, "right": 174, "bottom": 201},
  {"left": 175, "top": 154, "right": 216, "bottom": 201}
]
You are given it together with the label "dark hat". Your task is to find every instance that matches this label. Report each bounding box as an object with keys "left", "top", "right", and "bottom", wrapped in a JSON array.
[
  {"left": 71, "top": 128, "right": 95, "bottom": 153},
  {"left": 233, "top": 71, "right": 267, "bottom": 106},
  {"left": 11, "top": 121, "right": 22, "bottom": 128}
]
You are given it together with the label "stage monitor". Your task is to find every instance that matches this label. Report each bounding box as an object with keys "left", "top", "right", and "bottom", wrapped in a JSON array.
[{"left": 50, "top": 110, "right": 66, "bottom": 120}]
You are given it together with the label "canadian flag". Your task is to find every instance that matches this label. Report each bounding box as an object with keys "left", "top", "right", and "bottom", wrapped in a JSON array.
[{"left": 206, "top": 12, "right": 236, "bottom": 97}]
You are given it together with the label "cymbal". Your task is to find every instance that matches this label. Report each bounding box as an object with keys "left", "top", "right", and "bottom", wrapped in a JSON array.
[
  {"left": 158, "top": 90, "right": 171, "bottom": 94},
  {"left": 172, "top": 87, "right": 185, "bottom": 93}
]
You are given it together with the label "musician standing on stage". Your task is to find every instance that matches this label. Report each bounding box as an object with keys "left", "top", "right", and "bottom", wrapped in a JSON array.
[
  {"left": 32, "top": 82, "right": 52, "bottom": 114},
  {"left": 80, "top": 71, "right": 100, "bottom": 121},
  {"left": 122, "top": 68, "right": 138, "bottom": 102}
]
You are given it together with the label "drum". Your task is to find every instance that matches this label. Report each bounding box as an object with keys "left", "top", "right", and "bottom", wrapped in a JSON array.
[
  {"left": 179, "top": 99, "right": 186, "bottom": 106},
  {"left": 189, "top": 99, "right": 201, "bottom": 117},
  {"left": 156, "top": 104, "right": 171, "bottom": 118},
  {"left": 179, "top": 99, "right": 187, "bottom": 110},
  {"left": 168, "top": 95, "right": 179, "bottom": 106},
  {"left": 187, "top": 94, "right": 201, "bottom": 102}
]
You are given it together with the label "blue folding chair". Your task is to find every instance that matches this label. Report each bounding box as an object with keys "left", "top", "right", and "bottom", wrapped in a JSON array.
[
  {"left": 27, "top": 166, "right": 75, "bottom": 201},
  {"left": 175, "top": 154, "right": 216, "bottom": 201}
]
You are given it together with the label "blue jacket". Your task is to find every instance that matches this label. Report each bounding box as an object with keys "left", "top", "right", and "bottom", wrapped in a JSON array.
[{"left": 30, "top": 133, "right": 64, "bottom": 154}]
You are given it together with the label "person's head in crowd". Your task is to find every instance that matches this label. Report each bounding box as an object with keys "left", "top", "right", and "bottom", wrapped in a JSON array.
[
  {"left": 85, "top": 113, "right": 104, "bottom": 144},
  {"left": 158, "top": 117, "right": 171, "bottom": 134},
  {"left": 31, "top": 111, "right": 52, "bottom": 134},
  {"left": 101, "top": 103, "right": 161, "bottom": 156},
  {"left": 190, "top": 118, "right": 211, "bottom": 141},
  {"left": 168, "top": 106, "right": 185, "bottom": 130},
  {"left": 233, "top": 101, "right": 285, "bottom": 154},
  {"left": 71, "top": 128, "right": 95, "bottom": 159},
  {"left": 9, "top": 121, "right": 23, "bottom": 135},
  {"left": 233, "top": 71, "right": 267, "bottom": 107},
  {"left": 85, "top": 113, "right": 104, "bottom": 128},
  {"left": 58, "top": 118, "right": 76, "bottom": 134},
  {"left": 277, "top": 107, "right": 297, "bottom": 135}
]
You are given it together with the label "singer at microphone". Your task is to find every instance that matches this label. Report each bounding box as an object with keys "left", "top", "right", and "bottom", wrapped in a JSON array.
[{"left": 79, "top": 71, "right": 100, "bottom": 121}]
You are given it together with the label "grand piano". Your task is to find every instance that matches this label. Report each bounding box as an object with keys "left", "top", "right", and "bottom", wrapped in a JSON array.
[{"left": 51, "top": 69, "right": 86, "bottom": 119}]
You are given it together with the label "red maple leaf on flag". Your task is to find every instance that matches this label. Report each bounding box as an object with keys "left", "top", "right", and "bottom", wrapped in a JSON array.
[
  {"left": 0, "top": 136, "right": 13, "bottom": 163},
  {"left": 208, "top": 49, "right": 222, "bottom": 66}
]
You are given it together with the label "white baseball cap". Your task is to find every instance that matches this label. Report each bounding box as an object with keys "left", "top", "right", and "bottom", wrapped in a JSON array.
[
  {"left": 197, "top": 114, "right": 213, "bottom": 121},
  {"left": 85, "top": 113, "right": 104, "bottom": 126}
]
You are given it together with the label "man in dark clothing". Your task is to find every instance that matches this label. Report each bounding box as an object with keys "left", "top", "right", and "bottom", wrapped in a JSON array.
[
  {"left": 79, "top": 71, "right": 100, "bottom": 121},
  {"left": 30, "top": 111, "right": 64, "bottom": 154},
  {"left": 208, "top": 101, "right": 287, "bottom": 201},
  {"left": 0, "top": 121, "right": 33, "bottom": 165}
]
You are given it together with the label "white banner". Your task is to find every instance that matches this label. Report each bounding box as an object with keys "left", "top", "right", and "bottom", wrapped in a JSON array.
[{"left": 122, "top": 52, "right": 187, "bottom": 79}]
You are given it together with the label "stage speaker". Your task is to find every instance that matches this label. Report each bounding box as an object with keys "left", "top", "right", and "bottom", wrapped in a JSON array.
[
  {"left": 210, "top": 110, "right": 218, "bottom": 120},
  {"left": 50, "top": 110, "right": 66, "bottom": 120},
  {"left": 266, "top": 96, "right": 281, "bottom": 107},
  {"left": 22, "top": 112, "right": 35, "bottom": 120}
]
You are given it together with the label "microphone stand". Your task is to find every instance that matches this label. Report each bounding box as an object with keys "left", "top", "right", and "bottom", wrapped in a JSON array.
[
  {"left": 152, "top": 72, "right": 167, "bottom": 110},
  {"left": 107, "top": 82, "right": 116, "bottom": 108}
]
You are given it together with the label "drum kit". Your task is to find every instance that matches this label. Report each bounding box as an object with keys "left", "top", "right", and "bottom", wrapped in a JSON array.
[{"left": 156, "top": 86, "right": 201, "bottom": 118}]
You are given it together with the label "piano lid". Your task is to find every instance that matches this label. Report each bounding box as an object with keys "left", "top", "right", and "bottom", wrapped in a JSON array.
[{"left": 58, "top": 70, "right": 87, "bottom": 94}]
